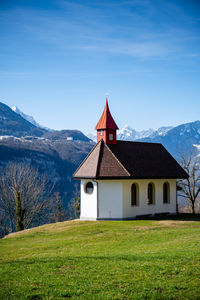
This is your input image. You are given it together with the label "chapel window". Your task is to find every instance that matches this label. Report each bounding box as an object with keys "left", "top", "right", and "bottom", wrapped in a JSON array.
[
  {"left": 131, "top": 183, "right": 138, "bottom": 206},
  {"left": 85, "top": 182, "right": 94, "bottom": 194},
  {"left": 163, "top": 182, "right": 170, "bottom": 203},
  {"left": 147, "top": 183, "right": 155, "bottom": 205}
]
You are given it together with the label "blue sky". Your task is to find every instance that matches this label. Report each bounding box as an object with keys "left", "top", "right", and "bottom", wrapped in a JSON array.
[{"left": 0, "top": 0, "right": 200, "bottom": 134}]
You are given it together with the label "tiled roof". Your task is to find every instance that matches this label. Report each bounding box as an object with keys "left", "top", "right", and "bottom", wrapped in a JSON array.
[
  {"left": 73, "top": 140, "right": 188, "bottom": 179},
  {"left": 72, "top": 140, "right": 102, "bottom": 178},
  {"left": 97, "top": 141, "right": 130, "bottom": 177},
  {"left": 95, "top": 100, "right": 119, "bottom": 130}
]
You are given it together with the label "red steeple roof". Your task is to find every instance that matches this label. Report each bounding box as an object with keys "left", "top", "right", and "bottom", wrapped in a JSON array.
[{"left": 95, "top": 99, "right": 119, "bottom": 130}]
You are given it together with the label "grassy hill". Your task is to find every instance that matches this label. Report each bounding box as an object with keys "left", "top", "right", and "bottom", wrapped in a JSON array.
[{"left": 1, "top": 217, "right": 200, "bottom": 299}]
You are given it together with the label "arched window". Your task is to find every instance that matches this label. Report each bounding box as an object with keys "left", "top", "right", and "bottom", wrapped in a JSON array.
[
  {"left": 131, "top": 183, "right": 138, "bottom": 206},
  {"left": 163, "top": 182, "right": 170, "bottom": 203},
  {"left": 85, "top": 182, "right": 94, "bottom": 194},
  {"left": 147, "top": 183, "right": 155, "bottom": 205}
]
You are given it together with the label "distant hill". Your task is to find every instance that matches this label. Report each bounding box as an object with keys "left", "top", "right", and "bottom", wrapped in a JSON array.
[{"left": 43, "top": 130, "right": 91, "bottom": 142}]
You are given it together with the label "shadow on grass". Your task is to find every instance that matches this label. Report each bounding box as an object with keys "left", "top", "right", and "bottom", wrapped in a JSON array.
[
  {"left": 99, "top": 213, "right": 200, "bottom": 222},
  {"left": 128, "top": 213, "right": 200, "bottom": 222},
  {"left": 150, "top": 213, "right": 200, "bottom": 222}
]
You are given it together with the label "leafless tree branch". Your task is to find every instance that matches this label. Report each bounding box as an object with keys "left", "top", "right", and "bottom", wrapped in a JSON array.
[
  {"left": 178, "top": 150, "right": 200, "bottom": 213},
  {"left": 0, "top": 162, "right": 55, "bottom": 233}
]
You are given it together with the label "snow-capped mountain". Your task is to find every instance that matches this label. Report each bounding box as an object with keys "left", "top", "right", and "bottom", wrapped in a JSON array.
[
  {"left": 117, "top": 125, "right": 173, "bottom": 141},
  {"left": 148, "top": 126, "right": 173, "bottom": 138},
  {"left": 12, "top": 106, "right": 51, "bottom": 131},
  {"left": 117, "top": 125, "right": 154, "bottom": 141},
  {"left": 12, "top": 106, "right": 40, "bottom": 127}
]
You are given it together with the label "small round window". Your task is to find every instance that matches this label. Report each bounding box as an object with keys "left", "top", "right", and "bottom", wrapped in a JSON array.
[{"left": 85, "top": 182, "right": 94, "bottom": 194}]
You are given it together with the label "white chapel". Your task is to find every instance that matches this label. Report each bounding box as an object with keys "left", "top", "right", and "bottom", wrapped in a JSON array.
[{"left": 73, "top": 100, "right": 188, "bottom": 220}]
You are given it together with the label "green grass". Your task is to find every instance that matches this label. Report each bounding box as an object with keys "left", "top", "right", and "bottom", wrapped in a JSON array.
[{"left": 1, "top": 216, "right": 200, "bottom": 299}]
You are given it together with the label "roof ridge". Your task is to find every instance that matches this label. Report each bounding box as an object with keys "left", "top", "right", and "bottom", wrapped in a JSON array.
[
  {"left": 95, "top": 139, "right": 104, "bottom": 178},
  {"left": 104, "top": 143, "right": 130, "bottom": 176},
  {"left": 73, "top": 140, "right": 102, "bottom": 177}
]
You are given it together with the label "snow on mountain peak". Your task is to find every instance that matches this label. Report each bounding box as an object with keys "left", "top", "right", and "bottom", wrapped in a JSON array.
[
  {"left": 12, "top": 106, "right": 39, "bottom": 127},
  {"left": 11, "top": 106, "right": 52, "bottom": 131},
  {"left": 157, "top": 126, "right": 173, "bottom": 136},
  {"left": 12, "top": 106, "right": 18, "bottom": 112},
  {"left": 118, "top": 125, "right": 155, "bottom": 141}
]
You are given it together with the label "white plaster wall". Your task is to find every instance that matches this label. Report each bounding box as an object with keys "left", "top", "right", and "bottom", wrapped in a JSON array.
[
  {"left": 80, "top": 180, "right": 97, "bottom": 220},
  {"left": 97, "top": 180, "right": 123, "bottom": 219},
  {"left": 122, "top": 179, "right": 177, "bottom": 218}
]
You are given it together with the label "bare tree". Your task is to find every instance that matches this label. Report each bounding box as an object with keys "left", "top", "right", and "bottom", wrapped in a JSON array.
[
  {"left": 0, "top": 162, "right": 55, "bottom": 233},
  {"left": 178, "top": 151, "right": 200, "bottom": 214},
  {"left": 68, "top": 196, "right": 80, "bottom": 219},
  {"left": 68, "top": 183, "right": 80, "bottom": 219},
  {"left": 53, "top": 192, "right": 66, "bottom": 222}
]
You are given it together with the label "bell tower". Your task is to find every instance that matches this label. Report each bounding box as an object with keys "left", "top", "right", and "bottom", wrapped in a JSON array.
[{"left": 95, "top": 99, "right": 119, "bottom": 144}]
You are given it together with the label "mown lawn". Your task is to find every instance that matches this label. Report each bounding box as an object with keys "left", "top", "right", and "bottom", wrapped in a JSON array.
[{"left": 0, "top": 217, "right": 200, "bottom": 299}]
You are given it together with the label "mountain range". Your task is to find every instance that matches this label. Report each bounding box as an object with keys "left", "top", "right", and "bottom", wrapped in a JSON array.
[
  {"left": 118, "top": 125, "right": 173, "bottom": 141},
  {"left": 0, "top": 101, "right": 200, "bottom": 208}
]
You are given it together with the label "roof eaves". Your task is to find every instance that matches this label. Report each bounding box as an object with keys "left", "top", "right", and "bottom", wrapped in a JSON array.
[
  {"left": 95, "top": 138, "right": 104, "bottom": 178},
  {"left": 73, "top": 176, "right": 97, "bottom": 180},
  {"left": 86, "top": 175, "right": 188, "bottom": 180}
]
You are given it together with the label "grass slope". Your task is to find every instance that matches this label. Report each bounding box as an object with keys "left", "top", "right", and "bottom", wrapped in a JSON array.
[{"left": 1, "top": 217, "right": 200, "bottom": 299}]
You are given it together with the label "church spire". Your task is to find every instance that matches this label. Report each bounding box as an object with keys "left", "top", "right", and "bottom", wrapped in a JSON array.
[{"left": 95, "top": 99, "right": 118, "bottom": 144}]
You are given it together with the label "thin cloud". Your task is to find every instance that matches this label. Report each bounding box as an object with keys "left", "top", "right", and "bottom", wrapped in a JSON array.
[{"left": 0, "top": 0, "right": 200, "bottom": 61}]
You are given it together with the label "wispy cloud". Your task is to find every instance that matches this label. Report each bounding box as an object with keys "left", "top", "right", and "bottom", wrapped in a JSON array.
[{"left": 0, "top": 0, "right": 200, "bottom": 61}]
